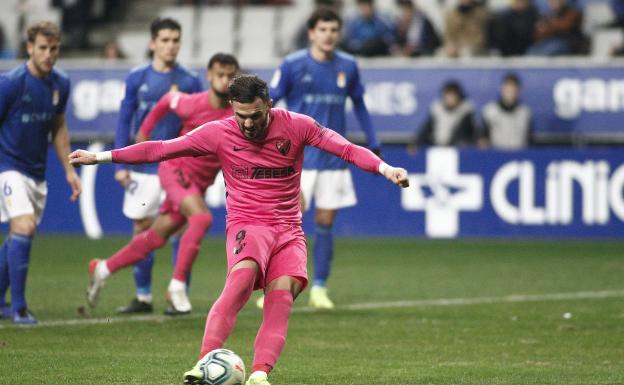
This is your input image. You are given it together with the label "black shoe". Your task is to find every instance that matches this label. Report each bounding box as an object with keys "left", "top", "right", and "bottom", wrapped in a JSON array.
[
  {"left": 116, "top": 298, "right": 153, "bottom": 314},
  {"left": 163, "top": 305, "right": 191, "bottom": 316}
]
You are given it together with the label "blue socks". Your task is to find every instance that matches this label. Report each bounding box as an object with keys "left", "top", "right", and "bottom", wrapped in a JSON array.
[
  {"left": 7, "top": 233, "right": 33, "bottom": 313},
  {"left": 133, "top": 251, "right": 154, "bottom": 298},
  {"left": 312, "top": 224, "right": 334, "bottom": 287},
  {"left": 0, "top": 238, "right": 9, "bottom": 308}
]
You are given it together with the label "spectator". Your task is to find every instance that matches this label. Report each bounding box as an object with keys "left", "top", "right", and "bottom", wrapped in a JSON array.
[
  {"left": 342, "top": 0, "right": 395, "bottom": 57},
  {"left": 610, "top": 0, "right": 624, "bottom": 28},
  {"left": 291, "top": 0, "right": 344, "bottom": 52},
  {"left": 442, "top": 0, "right": 489, "bottom": 57},
  {"left": 411, "top": 80, "right": 479, "bottom": 149},
  {"left": 481, "top": 74, "right": 533, "bottom": 149},
  {"left": 526, "top": 0, "right": 585, "bottom": 56},
  {"left": 491, "top": 0, "right": 539, "bottom": 56},
  {"left": 101, "top": 40, "right": 126, "bottom": 62},
  {"left": 392, "top": 0, "right": 440, "bottom": 56}
]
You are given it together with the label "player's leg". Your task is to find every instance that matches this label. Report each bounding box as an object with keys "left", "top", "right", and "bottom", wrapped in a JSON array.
[
  {"left": 309, "top": 169, "right": 357, "bottom": 309},
  {"left": 119, "top": 171, "right": 162, "bottom": 313},
  {"left": 0, "top": 233, "right": 11, "bottom": 318},
  {"left": 248, "top": 228, "right": 307, "bottom": 385},
  {"left": 87, "top": 213, "right": 185, "bottom": 308},
  {"left": 0, "top": 171, "right": 46, "bottom": 324},
  {"left": 166, "top": 194, "right": 213, "bottom": 315}
]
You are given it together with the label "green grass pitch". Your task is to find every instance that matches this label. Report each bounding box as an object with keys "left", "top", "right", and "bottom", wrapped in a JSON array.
[{"left": 0, "top": 236, "right": 623, "bottom": 385}]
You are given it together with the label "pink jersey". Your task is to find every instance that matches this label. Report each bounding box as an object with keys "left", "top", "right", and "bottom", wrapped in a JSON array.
[
  {"left": 139, "top": 91, "right": 232, "bottom": 189},
  {"left": 113, "top": 108, "right": 383, "bottom": 225}
]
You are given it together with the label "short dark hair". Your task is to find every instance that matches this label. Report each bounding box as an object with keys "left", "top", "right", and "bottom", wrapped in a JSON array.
[
  {"left": 208, "top": 53, "right": 240, "bottom": 70},
  {"left": 307, "top": 8, "right": 342, "bottom": 30},
  {"left": 229, "top": 74, "right": 270, "bottom": 103},
  {"left": 502, "top": 73, "right": 521, "bottom": 87},
  {"left": 150, "top": 17, "right": 181, "bottom": 39},
  {"left": 27, "top": 21, "right": 61, "bottom": 43},
  {"left": 441, "top": 80, "right": 466, "bottom": 100}
]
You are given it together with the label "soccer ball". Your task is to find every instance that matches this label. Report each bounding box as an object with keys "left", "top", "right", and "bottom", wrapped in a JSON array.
[{"left": 197, "top": 349, "right": 246, "bottom": 385}]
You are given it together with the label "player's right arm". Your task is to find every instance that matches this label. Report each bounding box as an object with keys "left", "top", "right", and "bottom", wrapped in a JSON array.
[
  {"left": 136, "top": 91, "right": 179, "bottom": 142},
  {"left": 70, "top": 121, "right": 220, "bottom": 166},
  {"left": 268, "top": 60, "right": 291, "bottom": 103},
  {"left": 113, "top": 71, "right": 141, "bottom": 187}
]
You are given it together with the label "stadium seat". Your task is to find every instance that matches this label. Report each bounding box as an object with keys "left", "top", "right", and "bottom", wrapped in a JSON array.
[
  {"left": 275, "top": 4, "right": 313, "bottom": 55},
  {"left": 24, "top": 8, "right": 62, "bottom": 32},
  {"left": 160, "top": 6, "right": 196, "bottom": 63},
  {"left": 237, "top": 7, "right": 278, "bottom": 65},
  {"left": 591, "top": 28, "right": 623, "bottom": 56},
  {"left": 0, "top": 8, "right": 20, "bottom": 53},
  {"left": 197, "top": 7, "right": 236, "bottom": 62},
  {"left": 117, "top": 31, "right": 151, "bottom": 62},
  {"left": 583, "top": 1, "right": 615, "bottom": 35}
]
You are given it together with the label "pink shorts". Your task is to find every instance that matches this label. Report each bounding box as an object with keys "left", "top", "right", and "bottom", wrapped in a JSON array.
[
  {"left": 158, "top": 162, "right": 206, "bottom": 215},
  {"left": 225, "top": 222, "right": 308, "bottom": 290}
]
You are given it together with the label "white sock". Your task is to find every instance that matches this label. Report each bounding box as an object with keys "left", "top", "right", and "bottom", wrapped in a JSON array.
[
  {"left": 249, "top": 371, "right": 267, "bottom": 380},
  {"left": 95, "top": 261, "right": 111, "bottom": 280},
  {"left": 137, "top": 293, "right": 152, "bottom": 303},
  {"left": 168, "top": 278, "right": 186, "bottom": 292}
]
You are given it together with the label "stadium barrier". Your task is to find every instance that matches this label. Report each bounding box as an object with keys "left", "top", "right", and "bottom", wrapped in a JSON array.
[{"left": 25, "top": 144, "right": 624, "bottom": 239}]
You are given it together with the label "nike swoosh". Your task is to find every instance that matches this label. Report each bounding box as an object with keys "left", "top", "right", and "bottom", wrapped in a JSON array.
[{"left": 233, "top": 146, "right": 248, "bottom": 152}]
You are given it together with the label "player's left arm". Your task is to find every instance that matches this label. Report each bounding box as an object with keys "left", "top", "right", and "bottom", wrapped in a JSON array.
[
  {"left": 52, "top": 113, "right": 81, "bottom": 201},
  {"left": 349, "top": 65, "right": 381, "bottom": 156},
  {"left": 304, "top": 116, "right": 408, "bottom": 188}
]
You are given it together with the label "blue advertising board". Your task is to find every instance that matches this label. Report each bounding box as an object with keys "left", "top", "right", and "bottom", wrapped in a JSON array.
[
  {"left": 20, "top": 144, "right": 624, "bottom": 239},
  {"left": 26, "top": 64, "right": 624, "bottom": 141}
]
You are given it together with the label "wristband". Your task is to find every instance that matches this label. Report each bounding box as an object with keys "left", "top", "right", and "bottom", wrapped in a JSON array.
[
  {"left": 95, "top": 151, "right": 112, "bottom": 163},
  {"left": 378, "top": 162, "right": 389, "bottom": 175}
]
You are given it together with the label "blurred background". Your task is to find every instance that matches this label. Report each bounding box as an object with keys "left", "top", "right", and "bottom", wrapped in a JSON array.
[{"left": 0, "top": 0, "right": 623, "bottom": 239}]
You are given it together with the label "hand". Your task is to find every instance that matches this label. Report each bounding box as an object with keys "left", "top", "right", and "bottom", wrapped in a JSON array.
[
  {"left": 114, "top": 169, "right": 131, "bottom": 189},
  {"left": 383, "top": 165, "right": 409, "bottom": 188},
  {"left": 66, "top": 170, "right": 81, "bottom": 202},
  {"left": 135, "top": 131, "right": 147, "bottom": 143},
  {"left": 68, "top": 149, "right": 98, "bottom": 166}
]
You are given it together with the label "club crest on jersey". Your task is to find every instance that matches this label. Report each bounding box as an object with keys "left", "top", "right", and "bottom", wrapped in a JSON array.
[
  {"left": 337, "top": 71, "right": 346, "bottom": 88},
  {"left": 170, "top": 84, "right": 179, "bottom": 92},
  {"left": 52, "top": 90, "right": 59, "bottom": 106},
  {"left": 275, "top": 138, "right": 291, "bottom": 156}
]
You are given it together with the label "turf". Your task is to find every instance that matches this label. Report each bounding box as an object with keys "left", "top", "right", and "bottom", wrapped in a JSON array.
[{"left": 0, "top": 236, "right": 623, "bottom": 385}]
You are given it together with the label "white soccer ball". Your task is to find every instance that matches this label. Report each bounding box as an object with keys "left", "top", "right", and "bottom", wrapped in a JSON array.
[{"left": 197, "top": 349, "right": 246, "bottom": 385}]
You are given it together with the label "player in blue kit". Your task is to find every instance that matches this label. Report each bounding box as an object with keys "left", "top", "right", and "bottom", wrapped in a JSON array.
[
  {"left": 0, "top": 21, "right": 81, "bottom": 324},
  {"left": 114, "top": 17, "right": 203, "bottom": 314},
  {"left": 267, "top": 8, "right": 381, "bottom": 309}
]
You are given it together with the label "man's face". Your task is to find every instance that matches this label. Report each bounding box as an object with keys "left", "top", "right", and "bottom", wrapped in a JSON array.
[
  {"left": 232, "top": 97, "right": 272, "bottom": 142},
  {"left": 308, "top": 20, "right": 341, "bottom": 54},
  {"left": 150, "top": 28, "right": 181, "bottom": 65},
  {"left": 501, "top": 81, "right": 520, "bottom": 105},
  {"left": 27, "top": 34, "right": 60, "bottom": 75},
  {"left": 207, "top": 63, "right": 238, "bottom": 99},
  {"left": 442, "top": 91, "right": 460, "bottom": 109}
]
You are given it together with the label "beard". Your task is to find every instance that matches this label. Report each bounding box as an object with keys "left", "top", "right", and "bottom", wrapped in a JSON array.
[{"left": 213, "top": 88, "right": 229, "bottom": 100}]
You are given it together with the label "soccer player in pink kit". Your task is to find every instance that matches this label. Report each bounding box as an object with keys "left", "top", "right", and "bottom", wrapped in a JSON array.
[
  {"left": 84, "top": 54, "right": 239, "bottom": 315},
  {"left": 69, "top": 75, "right": 408, "bottom": 385}
]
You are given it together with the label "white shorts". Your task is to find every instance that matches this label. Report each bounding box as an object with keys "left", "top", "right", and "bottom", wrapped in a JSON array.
[
  {"left": 0, "top": 170, "right": 48, "bottom": 224},
  {"left": 300, "top": 169, "right": 357, "bottom": 211},
  {"left": 122, "top": 171, "right": 164, "bottom": 219}
]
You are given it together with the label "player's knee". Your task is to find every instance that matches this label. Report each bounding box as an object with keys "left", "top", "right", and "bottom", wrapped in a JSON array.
[
  {"left": 133, "top": 218, "right": 153, "bottom": 234},
  {"left": 265, "top": 276, "right": 302, "bottom": 298},
  {"left": 11, "top": 216, "right": 37, "bottom": 236},
  {"left": 188, "top": 212, "right": 213, "bottom": 230}
]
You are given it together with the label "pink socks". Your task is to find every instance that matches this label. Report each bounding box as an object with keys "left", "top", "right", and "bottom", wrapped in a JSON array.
[
  {"left": 252, "top": 290, "right": 294, "bottom": 373},
  {"left": 173, "top": 213, "right": 213, "bottom": 282},
  {"left": 106, "top": 229, "right": 166, "bottom": 273},
  {"left": 200, "top": 268, "right": 256, "bottom": 357}
]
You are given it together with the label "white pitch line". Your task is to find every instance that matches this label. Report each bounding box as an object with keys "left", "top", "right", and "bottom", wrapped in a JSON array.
[{"left": 1, "top": 289, "right": 623, "bottom": 330}]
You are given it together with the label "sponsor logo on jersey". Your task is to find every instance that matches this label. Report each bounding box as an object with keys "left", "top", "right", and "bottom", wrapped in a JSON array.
[
  {"left": 52, "top": 89, "right": 59, "bottom": 106},
  {"left": 302, "top": 74, "right": 313, "bottom": 83},
  {"left": 337, "top": 71, "right": 346, "bottom": 88},
  {"left": 251, "top": 166, "right": 295, "bottom": 179},
  {"left": 275, "top": 138, "right": 291, "bottom": 156}
]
